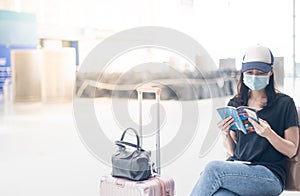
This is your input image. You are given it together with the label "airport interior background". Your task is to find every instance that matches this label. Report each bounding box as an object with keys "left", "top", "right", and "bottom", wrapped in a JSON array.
[{"left": 0, "top": 0, "right": 300, "bottom": 195}]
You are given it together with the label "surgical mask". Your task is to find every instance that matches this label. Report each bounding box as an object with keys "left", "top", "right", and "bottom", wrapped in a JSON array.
[{"left": 243, "top": 73, "right": 270, "bottom": 90}]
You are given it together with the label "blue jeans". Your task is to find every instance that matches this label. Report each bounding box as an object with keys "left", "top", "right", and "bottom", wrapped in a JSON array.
[{"left": 190, "top": 160, "right": 283, "bottom": 196}]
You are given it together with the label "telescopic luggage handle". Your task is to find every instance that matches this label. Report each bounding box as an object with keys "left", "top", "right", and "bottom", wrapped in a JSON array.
[
  {"left": 136, "top": 85, "right": 161, "bottom": 175},
  {"left": 136, "top": 86, "right": 161, "bottom": 146}
]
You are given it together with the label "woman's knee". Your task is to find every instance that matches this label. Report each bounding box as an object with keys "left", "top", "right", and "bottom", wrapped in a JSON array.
[
  {"left": 202, "top": 160, "right": 226, "bottom": 176},
  {"left": 205, "top": 160, "right": 225, "bottom": 171}
]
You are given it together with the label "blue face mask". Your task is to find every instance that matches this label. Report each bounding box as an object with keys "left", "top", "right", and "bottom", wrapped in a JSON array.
[{"left": 243, "top": 73, "right": 270, "bottom": 90}]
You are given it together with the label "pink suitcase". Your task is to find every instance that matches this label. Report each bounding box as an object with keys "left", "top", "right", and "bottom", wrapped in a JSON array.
[
  {"left": 100, "top": 86, "right": 175, "bottom": 196},
  {"left": 100, "top": 175, "right": 175, "bottom": 196}
]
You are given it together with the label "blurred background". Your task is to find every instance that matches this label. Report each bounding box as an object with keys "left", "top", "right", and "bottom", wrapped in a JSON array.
[
  {"left": 0, "top": 0, "right": 299, "bottom": 103},
  {"left": 0, "top": 0, "right": 299, "bottom": 195}
]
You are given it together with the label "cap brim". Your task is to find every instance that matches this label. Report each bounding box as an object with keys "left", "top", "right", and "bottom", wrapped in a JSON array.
[{"left": 241, "top": 62, "right": 272, "bottom": 73}]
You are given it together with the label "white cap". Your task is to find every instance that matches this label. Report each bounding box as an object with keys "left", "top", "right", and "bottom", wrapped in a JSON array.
[{"left": 242, "top": 45, "right": 274, "bottom": 73}]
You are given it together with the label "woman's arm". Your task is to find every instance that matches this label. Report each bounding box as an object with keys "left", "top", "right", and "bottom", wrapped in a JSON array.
[
  {"left": 218, "top": 116, "right": 236, "bottom": 156},
  {"left": 222, "top": 131, "right": 236, "bottom": 156},
  {"left": 249, "top": 118, "right": 299, "bottom": 158}
]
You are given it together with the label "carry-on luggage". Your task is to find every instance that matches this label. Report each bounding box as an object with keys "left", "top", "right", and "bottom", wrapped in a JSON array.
[
  {"left": 100, "top": 175, "right": 175, "bottom": 196},
  {"left": 100, "top": 86, "right": 175, "bottom": 196}
]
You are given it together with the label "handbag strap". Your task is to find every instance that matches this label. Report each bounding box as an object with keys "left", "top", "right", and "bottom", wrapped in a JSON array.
[
  {"left": 119, "top": 128, "right": 141, "bottom": 150},
  {"left": 115, "top": 140, "right": 144, "bottom": 151}
]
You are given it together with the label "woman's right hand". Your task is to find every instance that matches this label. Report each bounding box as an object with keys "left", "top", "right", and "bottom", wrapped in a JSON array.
[
  {"left": 217, "top": 116, "right": 234, "bottom": 136},
  {"left": 218, "top": 116, "right": 237, "bottom": 155}
]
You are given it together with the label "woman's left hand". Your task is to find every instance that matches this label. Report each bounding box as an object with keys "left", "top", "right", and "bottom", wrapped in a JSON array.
[{"left": 248, "top": 118, "right": 273, "bottom": 138}]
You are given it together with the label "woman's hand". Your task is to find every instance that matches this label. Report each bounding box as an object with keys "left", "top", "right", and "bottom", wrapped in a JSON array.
[
  {"left": 249, "top": 117, "right": 299, "bottom": 158},
  {"left": 217, "top": 116, "right": 234, "bottom": 136},
  {"left": 248, "top": 118, "right": 272, "bottom": 138}
]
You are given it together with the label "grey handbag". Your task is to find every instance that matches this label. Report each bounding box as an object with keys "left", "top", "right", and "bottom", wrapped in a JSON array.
[{"left": 111, "top": 128, "right": 152, "bottom": 181}]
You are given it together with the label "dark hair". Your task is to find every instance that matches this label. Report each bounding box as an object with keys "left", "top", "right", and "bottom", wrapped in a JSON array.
[{"left": 235, "top": 71, "right": 278, "bottom": 106}]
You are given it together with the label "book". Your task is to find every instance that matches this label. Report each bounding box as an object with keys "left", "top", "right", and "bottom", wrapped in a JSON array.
[{"left": 216, "top": 106, "right": 259, "bottom": 134}]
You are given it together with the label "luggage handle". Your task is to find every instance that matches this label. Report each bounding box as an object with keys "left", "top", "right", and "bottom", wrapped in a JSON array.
[
  {"left": 136, "top": 86, "right": 161, "bottom": 145},
  {"left": 137, "top": 86, "right": 161, "bottom": 95},
  {"left": 137, "top": 85, "right": 161, "bottom": 175}
]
